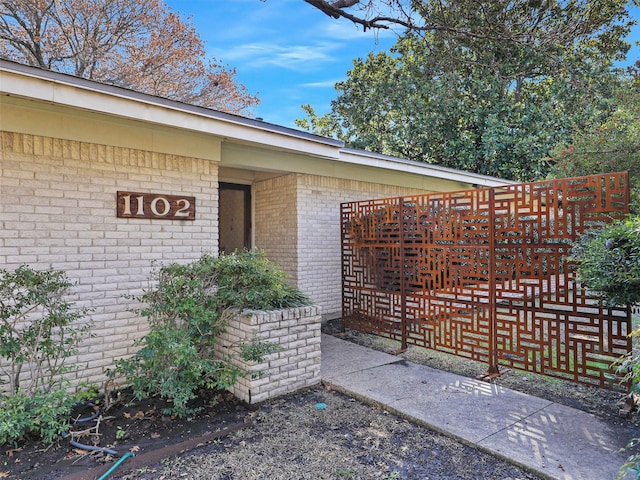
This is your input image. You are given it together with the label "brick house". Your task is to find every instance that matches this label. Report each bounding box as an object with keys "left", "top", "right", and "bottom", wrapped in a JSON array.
[{"left": 0, "top": 60, "right": 509, "bottom": 394}]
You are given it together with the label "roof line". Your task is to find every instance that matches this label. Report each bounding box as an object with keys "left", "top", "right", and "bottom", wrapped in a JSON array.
[
  {"left": 1, "top": 59, "right": 511, "bottom": 186},
  {"left": 341, "top": 148, "right": 516, "bottom": 186},
  {"left": 0, "top": 59, "right": 344, "bottom": 148}
]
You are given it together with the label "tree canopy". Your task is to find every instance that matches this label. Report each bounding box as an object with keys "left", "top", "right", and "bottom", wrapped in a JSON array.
[
  {"left": 549, "top": 65, "right": 640, "bottom": 210},
  {"left": 0, "top": 0, "right": 259, "bottom": 115},
  {"left": 298, "top": 0, "right": 636, "bottom": 181},
  {"left": 305, "top": 0, "right": 633, "bottom": 53}
]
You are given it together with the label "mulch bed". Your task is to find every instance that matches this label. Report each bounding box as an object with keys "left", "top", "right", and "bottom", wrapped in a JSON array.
[{"left": 2, "top": 389, "right": 255, "bottom": 480}]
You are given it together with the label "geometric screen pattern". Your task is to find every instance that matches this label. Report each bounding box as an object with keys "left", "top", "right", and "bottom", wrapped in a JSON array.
[{"left": 341, "top": 172, "right": 631, "bottom": 390}]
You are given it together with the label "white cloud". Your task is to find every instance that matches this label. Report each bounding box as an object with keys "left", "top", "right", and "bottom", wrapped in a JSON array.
[
  {"left": 213, "top": 41, "right": 342, "bottom": 72},
  {"left": 300, "top": 79, "right": 342, "bottom": 88}
]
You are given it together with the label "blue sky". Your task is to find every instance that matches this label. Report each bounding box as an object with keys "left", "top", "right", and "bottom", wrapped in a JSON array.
[
  {"left": 165, "top": 0, "right": 640, "bottom": 129},
  {"left": 164, "top": 0, "right": 397, "bottom": 127}
]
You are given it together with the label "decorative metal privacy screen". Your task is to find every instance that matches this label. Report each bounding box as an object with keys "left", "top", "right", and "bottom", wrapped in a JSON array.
[{"left": 341, "top": 173, "right": 631, "bottom": 389}]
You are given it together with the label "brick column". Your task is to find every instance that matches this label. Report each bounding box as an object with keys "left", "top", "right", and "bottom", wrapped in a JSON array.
[{"left": 216, "top": 306, "right": 322, "bottom": 404}]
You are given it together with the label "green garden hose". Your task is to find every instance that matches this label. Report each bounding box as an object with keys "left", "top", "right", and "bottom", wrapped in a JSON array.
[{"left": 97, "top": 452, "right": 135, "bottom": 480}]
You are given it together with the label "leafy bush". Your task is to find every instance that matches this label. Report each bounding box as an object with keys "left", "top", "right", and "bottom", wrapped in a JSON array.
[
  {"left": 0, "top": 388, "right": 78, "bottom": 445},
  {"left": 571, "top": 218, "right": 640, "bottom": 479},
  {"left": 212, "top": 249, "right": 312, "bottom": 309},
  {"left": 112, "top": 250, "right": 312, "bottom": 418},
  {"left": 0, "top": 265, "right": 93, "bottom": 446},
  {"left": 570, "top": 216, "right": 640, "bottom": 307}
]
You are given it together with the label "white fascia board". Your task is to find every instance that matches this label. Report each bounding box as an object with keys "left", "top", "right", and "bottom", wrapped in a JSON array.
[
  {"left": 340, "top": 148, "right": 515, "bottom": 188},
  {"left": 0, "top": 61, "right": 343, "bottom": 159}
]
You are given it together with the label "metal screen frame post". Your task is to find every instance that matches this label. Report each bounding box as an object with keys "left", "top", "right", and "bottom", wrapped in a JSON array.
[
  {"left": 486, "top": 187, "right": 499, "bottom": 375},
  {"left": 340, "top": 202, "right": 348, "bottom": 334},
  {"left": 400, "top": 196, "right": 408, "bottom": 351}
]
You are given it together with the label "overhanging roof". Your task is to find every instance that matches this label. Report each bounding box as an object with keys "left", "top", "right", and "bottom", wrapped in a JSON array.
[
  {"left": 340, "top": 148, "right": 514, "bottom": 188},
  {"left": 0, "top": 59, "right": 512, "bottom": 188}
]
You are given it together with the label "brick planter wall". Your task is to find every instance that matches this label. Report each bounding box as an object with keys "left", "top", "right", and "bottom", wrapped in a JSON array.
[{"left": 216, "top": 306, "right": 322, "bottom": 404}]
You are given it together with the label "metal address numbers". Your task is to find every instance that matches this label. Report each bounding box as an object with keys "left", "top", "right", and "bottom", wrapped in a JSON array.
[{"left": 117, "top": 191, "right": 196, "bottom": 220}]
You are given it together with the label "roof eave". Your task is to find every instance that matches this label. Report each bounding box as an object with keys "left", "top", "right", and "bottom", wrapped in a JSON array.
[
  {"left": 0, "top": 59, "right": 344, "bottom": 158},
  {"left": 0, "top": 60, "right": 512, "bottom": 187},
  {"left": 340, "top": 148, "right": 514, "bottom": 187}
]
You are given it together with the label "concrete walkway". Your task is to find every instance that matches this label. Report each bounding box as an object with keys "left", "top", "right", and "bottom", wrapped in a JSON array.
[{"left": 320, "top": 334, "right": 635, "bottom": 480}]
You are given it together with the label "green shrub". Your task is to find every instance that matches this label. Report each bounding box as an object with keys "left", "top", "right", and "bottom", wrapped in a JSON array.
[
  {"left": 571, "top": 218, "right": 640, "bottom": 479},
  {"left": 212, "top": 249, "right": 312, "bottom": 309},
  {"left": 112, "top": 250, "right": 312, "bottom": 418},
  {"left": 0, "top": 388, "right": 78, "bottom": 445},
  {"left": 570, "top": 216, "right": 640, "bottom": 307},
  {"left": 0, "top": 265, "right": 93, "bottom": 446}
]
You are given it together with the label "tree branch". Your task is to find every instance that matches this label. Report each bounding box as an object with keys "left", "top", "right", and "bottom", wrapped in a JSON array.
[
  {"left": 304, "top": 0, "right": 360, "bottom": 19},
  {"left": 303, "top": 0, "right": 633, "bottom": 50},
  {"left": 304, "top": 0, "right": 410, "bottom": 30}
]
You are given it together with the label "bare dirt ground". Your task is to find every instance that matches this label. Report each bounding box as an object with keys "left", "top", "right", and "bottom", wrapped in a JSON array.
[
  {"left": 2, "top": 322, "right": 638, "bottom": 480},
  {"left": 130, "top": 388, "right": 542, "bottom": 480}
]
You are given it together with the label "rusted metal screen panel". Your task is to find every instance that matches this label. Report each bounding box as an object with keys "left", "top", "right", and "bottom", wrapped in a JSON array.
[
  {"left": 341, "top": 172, "right": 631, "bottom": 390},
  {"left": 341, "top": 198, "right": 404, "bottom": 339},
  {"left": 401, "top": 189, "right": 494, "bottom": 362},
  {"left": 490, "top": 174, "right": 630, "bottom": 387}
]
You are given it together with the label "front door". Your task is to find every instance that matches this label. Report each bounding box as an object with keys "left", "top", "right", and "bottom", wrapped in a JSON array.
[{"left": 219, "top": 183, "right": 251, "bottom": 254}]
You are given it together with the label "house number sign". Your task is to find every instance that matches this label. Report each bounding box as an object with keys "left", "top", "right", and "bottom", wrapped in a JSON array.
[{"left": 117, "top": 191, "right": 196, "bottom": 220}]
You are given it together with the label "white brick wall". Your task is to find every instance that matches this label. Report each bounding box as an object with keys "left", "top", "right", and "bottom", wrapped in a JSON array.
[
  {"left": 0, "top": 129, "right": 450, "bottom": 401},
  {"left": 254, "top": 175, "right": 299, "bottom": 283},
  {"left": 254, "top": 173, "right": 430, "bottom": 319},
  {"left": 216, "top": 306, "right": 322, "bottom": 404},
  {"left": 0, "top": 131, "right": 219, "bottom": 389},
  {"left": 295, "top": 176, "right": 432, "bottom": 319}
]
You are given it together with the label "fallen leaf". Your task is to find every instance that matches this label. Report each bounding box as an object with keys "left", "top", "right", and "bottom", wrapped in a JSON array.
[
  {"left": 151, "top": 432, "right": 161, "bottom": 439},
  {"left": 74, "top": 449, "right": 89, "bottom": 455},
  {"left": 123, "top": 412, "right": 131, "bottom": 419},
  {"left": 133, "top": 411, "right": 145, "bottom": 419},
  {"left": 5, "top": 448, "right": 22, "bottom": 457},
  {"left": 0, "top": 471, "right": 9, "bottom": 478},
  {"left": 130, "top": 445, "right": 140, "bottom": 452}
]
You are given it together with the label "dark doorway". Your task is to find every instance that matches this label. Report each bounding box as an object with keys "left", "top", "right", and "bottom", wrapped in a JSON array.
[{"left": 219, "top": 183, "right": 251, "bottom": 254}]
